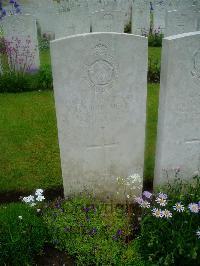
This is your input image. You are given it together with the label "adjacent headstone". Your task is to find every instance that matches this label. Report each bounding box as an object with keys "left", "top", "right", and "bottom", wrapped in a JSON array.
[
  {"left": 153, "top": 0, "right": 167, "bottom": 34},
  {"left": 154, "top": 31, "right": 200, "bottom": 185},
  {"left": 132, "top": 0, "right": 150, "bottom": 36},
  {"left": 165, "top": 9, "right": 200, "bottom": 37},
  {"left": 51, "top": 33, "right": 148, "bottom": 198},
  {"left": 1, "top": 14, "right": 40, "bottom": 72},
  {"left": 91, "top": 10, "right": 125, "bottom": 33},
  {"left": 54, "top": 9, "right": 90, "bottom": 39}
]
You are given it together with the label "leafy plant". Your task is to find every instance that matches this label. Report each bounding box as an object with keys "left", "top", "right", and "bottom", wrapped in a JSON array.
[
  {"left": 148, "top": 31, "right": 163, "bottom": 47},
  {"left": 136, "top": 176, "right": 200, "bottom": 266},
  {"left": 0, "top": 203, "right": 48, "bottom": 265},
  {"left": 44, "top": 196, "right": 144, "bottom": 265},
  {"left": 148, "top": 58, "right": 160, "bottom": 83}
]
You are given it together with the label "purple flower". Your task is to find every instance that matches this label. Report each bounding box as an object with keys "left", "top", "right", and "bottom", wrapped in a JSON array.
[
  {"left": 117, "top": 229, "right": 122, "bottom": 236},
  {"left": 143, "top": 191, "right": 152, "bottom": 199}
]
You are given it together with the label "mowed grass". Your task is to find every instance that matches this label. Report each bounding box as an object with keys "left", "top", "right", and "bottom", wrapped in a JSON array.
[
  {"left": 0, "top": 47, "right": 161, "bottom": 193},
  {"left": 0, "top": 91, "right": 62, "bottom": 193}
]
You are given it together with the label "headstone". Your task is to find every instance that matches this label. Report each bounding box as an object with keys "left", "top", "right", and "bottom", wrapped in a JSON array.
[
  {"left": 132, "top": 0, "right": 150, "bottom": 36},
  {"left": 51, "top": 33, "right": 148, "bottom": 199},
  {"left": 165, "top": 9, "right": 200, "bottom": 37},
  {"left": 154, "top": 31, "right": 200, "bottom": 185},
  {"left": 54, "top": 9, "right": 90, "bottom": 39},
  {"left": 91, "top": 10, "right": 125, "bottom": 33},
  {"left": 153, "top": 0, "right": 167, "bottom": 34},
  {"left": 1, "top": 14, "right": 40, "bottom": 72}
]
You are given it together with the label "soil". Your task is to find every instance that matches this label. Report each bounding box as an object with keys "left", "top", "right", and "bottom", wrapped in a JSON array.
[
  {"left": 35, "top": 245, "right": 75, "bottom": 266},
  {"left": 0, "top": 186, "right": 64, "bottom": 204}
]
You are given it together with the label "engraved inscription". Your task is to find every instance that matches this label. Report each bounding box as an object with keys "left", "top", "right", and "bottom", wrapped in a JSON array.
[
  {"left": 88, "top": 59, "right": 114, "bottom": 86},
  {"left": 84, "top": 41, "right": 119, "bottom": 92}
]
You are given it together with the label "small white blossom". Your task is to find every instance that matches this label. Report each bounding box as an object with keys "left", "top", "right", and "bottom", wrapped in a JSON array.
[
  {"left": 30, "top": 203, "right": 36, "bottom": 207},
  {"left": 155, "top": 197, "right": 167, "bottom": 206},
  {"left": 140, "top": 200, "right": 150, "bottom": 209},
  {"left": 37, "top": 209, "right": 41, "bottom": 213},
  {"left": 18, "top": 216, "right": 23, "bottom": 220},
  {"left": 36, "top": 195, "right": 45, "bottom": 202},
  {"left": 127, "top": 194, "right": 130, "bottom": 199},
  {"left": 162, "top": 209, "right": 172, "bottom": 218},
  {"left": 152, "top": 208, "right": 164, "bottom": 218},
  {"left": 196, "top": 230, "right": 200, "bottom": 239},
  {"left": 22, "top": 195, "right": 34, "bottom": 203},
  {"left": 35, "top": 189, "right": 44, "bottom": 196},
  {"left": 188, "top": 203, "right": 199, "bottom": 213},
  {"left": 173, "top": 202, "right": 185, "bottom": 212}
]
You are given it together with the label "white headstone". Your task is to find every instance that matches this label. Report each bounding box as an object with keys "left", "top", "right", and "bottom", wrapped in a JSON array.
[
  {"left": 1, "top": 14, "right": 40, "bottom": 72},
  {"left": 155, "top": 31, "right": 200, "bottom": 185},
  {"left": 91, "top": 10, "right": 125, "bottom": 33},
  {"left": 153, "top": 0, "right": 167, "bottom": 34},
  {"left": 51, "top": 33, "right": 147, "bottom": 198},
  {"left": 132, "top": 0, "right": 150, "bottom": 36},
  {"left": 54, "top": 9, "right": 90, "bottom": 39},
  {"left": 165, "top": 9, "right": 200, "bottom": 37}
]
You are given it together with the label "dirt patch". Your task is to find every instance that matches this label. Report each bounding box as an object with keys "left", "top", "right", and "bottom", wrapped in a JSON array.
[
  {"left": 0, "top": 186, "right": 64, "bottom": 204},
  {"left": 35, "top": 245, "right": 75, "bottom": 266}
]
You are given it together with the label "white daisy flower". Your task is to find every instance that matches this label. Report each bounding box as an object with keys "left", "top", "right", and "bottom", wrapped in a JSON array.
[
  {"left": 152, "top": 208, "right": 164, "bottom": 218},
  {"left": 140, "top": 200, "right": 150, "bottom": 209},
  {"left": 196, "top": 230, "right": 200, "bottom": 239},
  {"left": 188, "top": 203, "right": 199, "bottom": 213},
  {"left": 173, "top": 202, "right": 185, "bottom": 212},
  {"left": 18, "top": 216, "right": 23, "bottom": 220},
  {"left": 36, "top": 195, "right": 45, "bottom": 202},
  {"left": 162, "top": 209, "right": 172, "bottom": 218},
  {"left": 155, "top": 197, "right": 167, "bottom": 206},
  {"left": 35, "top": 189, "right": 44, "bottom": 196}
]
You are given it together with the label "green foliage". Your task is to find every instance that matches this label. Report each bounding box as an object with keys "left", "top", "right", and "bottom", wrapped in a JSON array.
[
  {"left": 138, "top": 177, "right": 200, "bottom": 266},
  {"left": 148, "top": 58, "right": 160, "bottom": 83},
  {"left": 124, "top": 21, "right": 131, "bottom": 34},
  {"left": 0, "top": 203, "right": 48, "bottom": 265},
  {"left": 148, "top": 33, "right": 163, "bottom": 47},
  {"left": 38, "top": 36, "right": 50, "bottom": 51},
  {"left": 0, "top": 65, "right": 53, "bottom": 93},
  {"left": 44, "top": 196, "right": 144, "bottom": 265}
]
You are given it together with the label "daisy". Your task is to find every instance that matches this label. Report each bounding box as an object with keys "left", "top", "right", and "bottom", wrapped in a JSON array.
[
  {"left": 141, "top": 200, "right": 150, "bottom": 209},
  {"left": 162, "top": 209, "right": 172, "bottom": 218},
  {"left": 188, "top": 203, "right": 199, "bottom": 213},
  {"left": 152, "top": 208, "right": 164, "bottom": 218},
  {"left": 155, "top": 197, "right": 167, "bottom": 206},
  {"left": 196, "top": 230, "right": 200, "bottom": 239},
  {"left": 173, "top": 202, "right": 184, "bottom": 212}
]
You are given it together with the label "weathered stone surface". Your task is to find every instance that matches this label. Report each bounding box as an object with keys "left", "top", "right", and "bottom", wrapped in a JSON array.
[
  {"left": 154, "top": 31, "right": 200, "bottom": 186},
  {"left": 1, "top": 14, "right": 40, "bottom": 71},
  {"left": 54, "top": 9, "right": 90, "bottom": 39},
  {"left": 51, "top": 33, "right": 147, "bottom": 198},
  {"left": 132, "top": 0, "right": 150, "bottom": 36},
  {"left": 91, "top": 10, "right": 125, "bottom": 33},
  {"left": 165, "top": 8, "right": 200, "bottom": 37}
]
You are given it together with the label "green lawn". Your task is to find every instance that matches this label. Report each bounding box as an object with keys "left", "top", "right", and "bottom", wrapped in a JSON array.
[
  {"left": 0, "top": 91, "right": 62, "bottom": 193},
  {"left": 0, "top": 47, "right": 161, "bottom": 193},
  {"left": 148, "top": 47, "right": 162, "bottom": 64}
]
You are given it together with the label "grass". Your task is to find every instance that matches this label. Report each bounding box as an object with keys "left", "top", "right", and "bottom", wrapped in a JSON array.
[
  {"left": 0, "top": 47, "right": 161, "bottom": 193},
  {"left": 0, "top": 91, "right": 62, "bottom": 193},
  {"left": 148, "top": 47, "right": 161, "bottom": 64}
]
